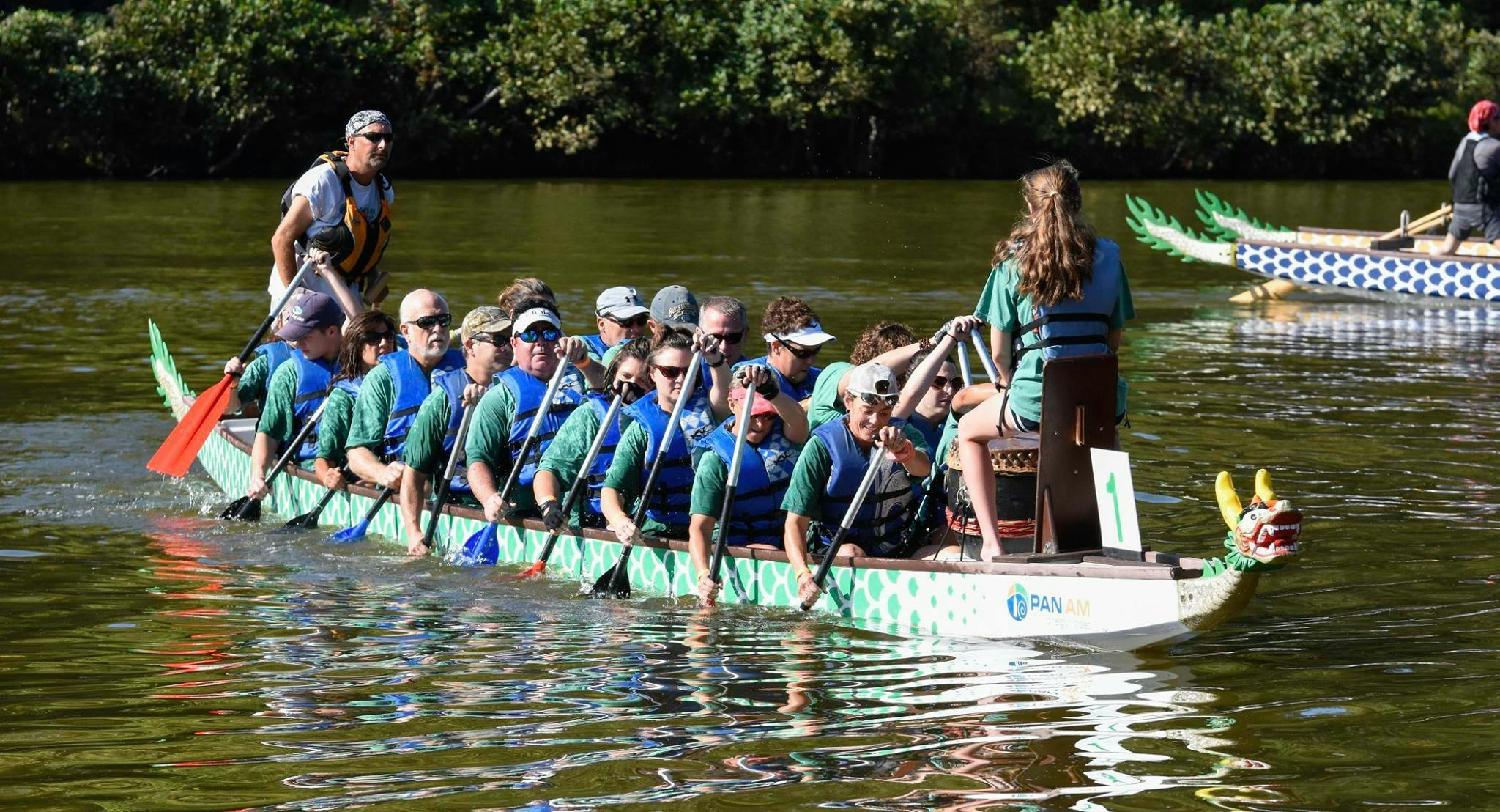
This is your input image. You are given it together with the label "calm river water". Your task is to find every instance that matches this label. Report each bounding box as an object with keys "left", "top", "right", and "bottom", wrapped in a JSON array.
[{"left": 1, "top": 179, "right": 1497, "bottom": 810}]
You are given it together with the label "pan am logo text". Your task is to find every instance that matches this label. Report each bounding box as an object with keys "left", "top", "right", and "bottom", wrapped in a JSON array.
[{"left": 1006, "top": 583, "right": 1090, "bottom": 622}]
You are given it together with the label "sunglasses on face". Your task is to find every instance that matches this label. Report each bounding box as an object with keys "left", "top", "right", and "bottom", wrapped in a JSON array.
[
  {"left": 356, "top": 131, "right": 394, "bottom": 144},
  {"left": 405, "top": 313, "right": 451, "bottom": 331},
  {"left": 615, "top": 380, "right": 648, "bottom": 403},
  {"left": 604, "top": 313, "right": 648, "bottom": 329},
  {"left": 711, "top": 330, "right": 745, "bottom": 344},
  {"left": 653, "top": 364, "right": 688, "bottom": 380},
  {"left": 516, "top": 326, "right": 562, "bottom": 343},
  {"left": 469, "top": 331, "right": 511, "bottom": 346},
  {"left": 930, "top": 375, "right": 962, "bottom": 392},
  {"left": 775, "top": 337, "right": 820, "bottom": 359},
  {"left": 359, "top": 330, "right": 395, "bottom": 346}
]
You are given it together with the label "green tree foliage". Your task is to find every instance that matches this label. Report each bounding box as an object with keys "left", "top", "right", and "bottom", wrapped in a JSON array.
[{"left": 0, "top": 0, "right": 1494, "bottom": 178}]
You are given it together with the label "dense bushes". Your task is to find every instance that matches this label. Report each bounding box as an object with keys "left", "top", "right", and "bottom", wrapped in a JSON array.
[{"left": 0, "top": 0, "right": 1494, "bottom": 178}]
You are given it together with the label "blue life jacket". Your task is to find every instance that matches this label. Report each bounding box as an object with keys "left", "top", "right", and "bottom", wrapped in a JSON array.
[
  {"left": 1011, "top": 238, "right": 1122, "bottom": 364},
  {"left": 698, "top": 418, "right": 799, "bottom": 548},
  {"left": 380, "top": 348, "right": 464, "bottom": 460},
  {"left": 288, "top": 350, "right": 337, "bottom": 462},
  {"left": 248, "top": 341, "right": 296, "bottom": 404},
  {"left": 737, "top": 356, "right": 820, "bottom": 402},
  {"left": 814, "top": 418, "right": 916, "bottom": 555},
  {"left": 580, "top": 333, "right": 609, "bottom": 358},
  {"left": 432, "top": 366, "right": 475, "bottom": 494},
  {"left": 623, "top": 389, "right": 716, "bottom": 530},
  {"left": 500, "top": 366, "right": 582, "bottom": 488},
  {"left": 581, "top": 394, "right": 624, "bottom": 527},
  {"left": 332, "top": 375, "right": 363, "bottom": 398}
]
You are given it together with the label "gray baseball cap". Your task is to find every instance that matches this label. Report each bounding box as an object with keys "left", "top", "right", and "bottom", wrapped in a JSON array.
[
  {"left": 846, "top": 362, "right": 899, "bottom": 401},
  {"left": 651, "top": 285, "right": 699, "bottom": 329},
  {"left": 596, "top": 286, "right": 649, "bottom": 320}
]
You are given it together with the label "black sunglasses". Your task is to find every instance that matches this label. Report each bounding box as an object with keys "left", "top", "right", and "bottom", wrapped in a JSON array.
[
  {"left": 930, "top": 375, "right": 962, "bottom": 392},
  {"left": 604, "top": 313, "right": 649, "bottom": 328},
  {"left": 405, "top": 313, "right": 451, "bottom": 331},
  {"left": 855, "top": 392, "right": 898, "bottom": 409},
  {"left": 356, "top": 131, "right": 394, "bottom": 144},
  {"left": 359, "top": 330, "right": 395, "bottom": 346},
  {"left": 711, "top": 330, "right": 746, "bottom": 344},
  {"left": 774, "top": 336, "right": 820, "bottom": 359},
  {"left": 469, "top": 331, "right": 511, "bottom": 345}
]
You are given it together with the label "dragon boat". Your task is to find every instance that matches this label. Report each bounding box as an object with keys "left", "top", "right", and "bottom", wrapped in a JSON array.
[
  {"left": 148, "top": 321, "right": 1302, "bottom": 648},
  {"left": 1126, "top": 190, "right": 1500, "bottom": 303}
]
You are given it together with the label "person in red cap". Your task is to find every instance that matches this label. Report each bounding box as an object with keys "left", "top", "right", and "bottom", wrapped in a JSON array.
[
  {"left": 1438, "top": 99, "right": 1500, "bottom": 255},
  {"left": 243, "top": 290, "right": 345, "bottom": 501},
  {"left": 687, "top": 364, "right": 810, "bottom": 605}
]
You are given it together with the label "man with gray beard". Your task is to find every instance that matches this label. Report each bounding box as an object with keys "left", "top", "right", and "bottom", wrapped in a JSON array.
[{"left": 344, "top": 289, "right": 464, "bottom": 491}]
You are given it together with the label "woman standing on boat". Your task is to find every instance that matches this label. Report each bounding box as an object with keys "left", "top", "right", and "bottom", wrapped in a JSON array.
[
  {"left": 600, "top": 328, "right": 730, "bottom": 544},
  {"left": 959, "top": 160, "right": 1135, "bottom": 561},
  {"left": 310, "top": 309, "right": 398, "bottom": 493}
]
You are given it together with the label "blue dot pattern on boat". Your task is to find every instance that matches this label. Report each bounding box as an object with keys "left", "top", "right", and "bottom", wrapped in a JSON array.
[{"left": 1237, "top": 243, "right": 1500, "bottom": 301}]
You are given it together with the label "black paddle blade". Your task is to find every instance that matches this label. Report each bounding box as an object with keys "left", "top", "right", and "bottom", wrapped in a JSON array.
[
  {"left": 282, "top": 509, "right": 321, "bottom": 530},
  {"left": 220, "top": 496, "right": 261, "bottom": 522},
  {"left": 588, "top": 565, "right": 631, "bottom": 599}
]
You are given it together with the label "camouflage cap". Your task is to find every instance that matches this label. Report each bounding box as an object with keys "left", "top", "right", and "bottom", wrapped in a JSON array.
[{"left": 461, "top": 305, "right": 512, "bottom": 342}]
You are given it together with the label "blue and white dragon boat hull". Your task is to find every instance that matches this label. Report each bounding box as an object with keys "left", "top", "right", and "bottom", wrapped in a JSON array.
[{"left": 1126, "top": 190, "right": 1500, "bottom": 303}]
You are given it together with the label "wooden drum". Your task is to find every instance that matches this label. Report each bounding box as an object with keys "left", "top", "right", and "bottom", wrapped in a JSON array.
[{"left": 942, "top": 433, "right": 1040, "bottom": 546}]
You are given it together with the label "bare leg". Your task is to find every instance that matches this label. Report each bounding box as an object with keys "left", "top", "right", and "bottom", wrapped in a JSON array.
[{"left": 957, "top": 396, "right": 1007, "bottom": 560}]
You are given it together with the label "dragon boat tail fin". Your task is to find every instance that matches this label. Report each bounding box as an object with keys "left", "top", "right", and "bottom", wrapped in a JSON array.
[
  {"left": 1193, "top": 189, "right": 1295, "bottom": 242},
  {"left": 1123, "top": 195, "right": 1237, "bottom": 267},
  {"left": 1215, "top": 471, "right": 1243, "bottom": 531}
]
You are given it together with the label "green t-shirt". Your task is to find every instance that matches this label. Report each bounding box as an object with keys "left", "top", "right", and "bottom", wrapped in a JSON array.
[
  {"left": 315, "top": 387, "right": 356, "bottom": 466},
  {"left": 974, "top": 255, "right": 1134, "bottom": 423},
  {"left": 537, "top": 400, "right": 604, "bottom": 508},
  {"left": 234, "top": 353, "right": 271, "bottom": 411},
  {"left": 807, "top": 360, "right": 853, "bottom": 430},
  {"left": 345, "top": 363, "right": 397, "bottom": 455},
  {"left": 401, "top": 386, "right": 455, "bottom": 476},
  {"left": 780, "top": 422, "right": 929, "bottom": 519},
  {"left": 600, "top": 420, "right": 671, "bottom": 536},
  {"left": 688, "top": 452, "right": 730, "bottom": 519},
  {"left": 255, "top": 361, "right": 299, "bottom": 445}
]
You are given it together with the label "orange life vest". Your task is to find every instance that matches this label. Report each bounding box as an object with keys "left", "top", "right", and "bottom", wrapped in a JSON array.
[{"left": 281, "top": 151, "right": 392, "bottom": 283}]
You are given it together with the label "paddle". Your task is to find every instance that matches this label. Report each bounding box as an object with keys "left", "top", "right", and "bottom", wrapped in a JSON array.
[
  {"left": 517, "top": 389, "right": 627, "bottom": 579},
  {"left": 967, "top": 331, "right": 1002, "bottom": 384},
  {"left": 283, "top": 473, "right": 343, "bottom": 529},
  {"left": 220, "top": 398, "right": 329, "bottom": 522},
  {"left": 704, "top": 387, "right": 756, "bottom": 605},
  {"left": 329, "top": 487, "right": 393, "bottom": 543},
  {"left": 955, "top": 337, "right": 974, "bottom": 387},
  {"left": 591, "top": 350, "right": 704, "bottom": 598},
  {"left": 454, "top": 356, "right": 572, "bottom": 564},
  {"left": 801, "top": 446, "right": 885, "bottom": 611},
  {"left": 148, "top": 259, "right": 314, "bottom": 477},
  {"left": 419, "top": 402, "right": 477, "bottom": 553}
]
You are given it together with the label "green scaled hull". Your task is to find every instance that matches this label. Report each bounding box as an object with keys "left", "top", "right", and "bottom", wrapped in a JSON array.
[{"left": 149, "top": 321, "right": 1272, "bottom": 649}]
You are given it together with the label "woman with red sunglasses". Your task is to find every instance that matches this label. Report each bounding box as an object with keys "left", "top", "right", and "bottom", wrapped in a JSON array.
[{"left": 600, "top": 328, "right": 730, "bottom": 545}]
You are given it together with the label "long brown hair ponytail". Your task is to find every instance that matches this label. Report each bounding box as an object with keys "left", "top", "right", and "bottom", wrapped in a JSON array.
[{"left": 991, "top": 160, "right": 1096, "bottom": 308}]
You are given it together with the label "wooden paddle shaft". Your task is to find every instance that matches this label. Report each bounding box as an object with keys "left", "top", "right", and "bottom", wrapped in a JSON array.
[{"left": 1380, "top": 204, "right": 1451, "bottom": 239}]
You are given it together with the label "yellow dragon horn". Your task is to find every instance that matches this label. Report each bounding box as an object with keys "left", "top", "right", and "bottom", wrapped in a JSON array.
[
  {"left": 1254, "top": 468, "right": 1277, "bottom": 504},
  {"left": 1215, "top": 471, "right": 1242, "bottom": 531}
]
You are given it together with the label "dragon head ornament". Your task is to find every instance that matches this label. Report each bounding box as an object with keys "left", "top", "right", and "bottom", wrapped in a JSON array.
[{"left": 1214, "top": 468, "right": 1302, "bottom": 570}]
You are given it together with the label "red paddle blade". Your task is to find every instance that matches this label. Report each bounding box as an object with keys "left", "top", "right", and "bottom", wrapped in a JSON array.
[
  {"left": 515, "top": 560, "right": 546, "bottom": 580},
  {"left": 147, "top": 375, "right": 234, "bottom": 477}
]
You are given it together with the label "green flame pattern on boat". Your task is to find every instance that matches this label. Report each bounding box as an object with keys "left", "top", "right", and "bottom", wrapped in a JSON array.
[{"left": 1193, "top": 189, "right": 1294, "bottom": 242}]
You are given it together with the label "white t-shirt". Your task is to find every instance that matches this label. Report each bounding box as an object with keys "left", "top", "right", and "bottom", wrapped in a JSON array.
[{"left": 268, "top": 161, "right": 396, "bottom": 307}]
